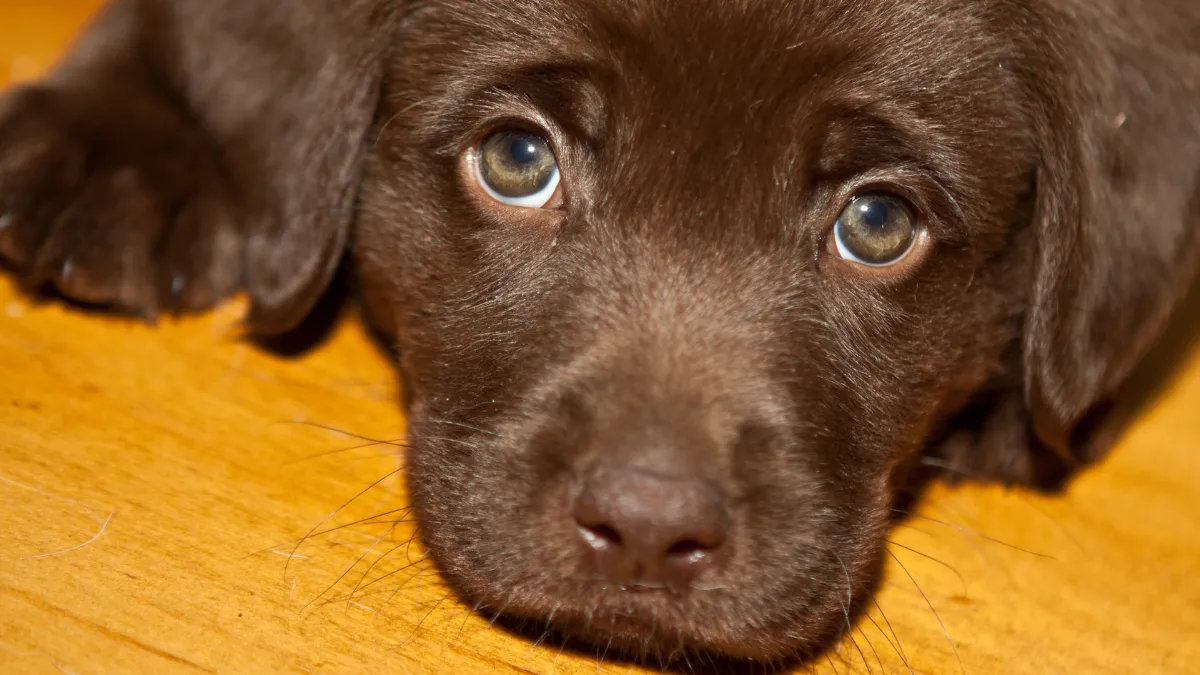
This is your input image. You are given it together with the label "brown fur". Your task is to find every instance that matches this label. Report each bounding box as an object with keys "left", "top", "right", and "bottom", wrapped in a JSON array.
[{"left": 2, "top": 0, "right": 1198, "bottom": 666}]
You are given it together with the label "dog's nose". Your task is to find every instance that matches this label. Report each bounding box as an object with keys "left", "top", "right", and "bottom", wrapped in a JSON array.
[{"left": 573, "top": 463, "right": 730, "bottom": 588}]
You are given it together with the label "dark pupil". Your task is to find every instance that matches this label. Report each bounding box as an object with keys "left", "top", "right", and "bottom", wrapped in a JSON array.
[
  {"left": 508, "top": 138, "right": 539, "bottom": 165},
  {"left": 859, "top": 200, "right": 889, "bottom": 228},
  {"left": 480, "top": 131, "right": 556, "bottom": 198},
  {"left": 839, "top": 195, "right": 915, "bottom": 264}
]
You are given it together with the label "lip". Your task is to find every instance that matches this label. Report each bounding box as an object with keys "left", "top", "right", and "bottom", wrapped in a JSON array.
[
  {"left": 519, "top": 599, "right": 801, "bottom": 664},
  {"left": 483, "top": 576, "right": 801, "bottom": 660}
]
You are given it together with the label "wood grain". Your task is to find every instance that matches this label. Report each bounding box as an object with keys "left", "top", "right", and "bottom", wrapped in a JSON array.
[{"left": 2, "top": 3, "right": 1198, "bottom": 673}]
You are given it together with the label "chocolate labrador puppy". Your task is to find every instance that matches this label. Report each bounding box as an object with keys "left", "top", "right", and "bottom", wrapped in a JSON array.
[{"left": 1, "top": 0, "right": 1198, "bottom": 666}]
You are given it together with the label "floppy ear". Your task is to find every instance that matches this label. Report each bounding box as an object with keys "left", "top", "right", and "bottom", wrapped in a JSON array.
[
  {"left": 1022, "top": 35, "right": 1200, "bottom": 461},
  {"left": 167, "top": 0, "right": 401, "bottom": 333},
  {"left": 14, "top": 0, "right": 401, "bottom": 334}
]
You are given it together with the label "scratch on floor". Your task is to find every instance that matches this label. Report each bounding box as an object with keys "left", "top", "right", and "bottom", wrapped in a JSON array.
[
  {"left": 22, "top": 511, "right": 114, "bottom": 561},
  {"left": 0, "top": 473, "right": 115, "bottom": 560}
]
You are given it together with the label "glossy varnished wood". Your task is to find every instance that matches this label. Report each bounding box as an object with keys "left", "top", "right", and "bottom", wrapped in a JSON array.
[{"left": 2, "top": 3, "right": 1199, "bottom": 673}]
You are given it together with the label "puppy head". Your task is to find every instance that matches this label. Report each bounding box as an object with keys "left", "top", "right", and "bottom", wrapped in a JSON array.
[{"left": 336, "top": 0, "right": 1194, "bottom": 664}]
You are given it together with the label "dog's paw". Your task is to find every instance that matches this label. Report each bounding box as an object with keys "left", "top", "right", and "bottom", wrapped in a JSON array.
[{"left": 0, "top": 85, "right": 242, "bottom": 318}]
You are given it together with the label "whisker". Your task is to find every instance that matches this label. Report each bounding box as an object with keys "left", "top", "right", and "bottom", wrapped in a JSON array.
[
  {"left": 1008, "top": 493, "right": 1087, "bottom": 553},
  {"left": 831, "top": 551, "right": 867, "bottom": 673},
  {"left": 455, "top": 599, "right": 487, "bottom": 644},
  {"left": 918, "top": 464, "right": 1086, "bottom": 554},
  {"left": 349, "top": 538, "right": 418, "bottom": 601},
  {"left": 891, "top": 508, "right": 1053, "bottom": 559},
  {"left": 847, "top": 630, "right": 872, "bottom": 675},
  {"left": 886, "top": 548, "right": 964, "bottom": 675},
  {"left": 857, "top": 625, "right": 886, "bottom": 675},
  {"left": 871, "top": 598, "right": 914, "bottom": 675},
  {"left": 398, "top": 591, "right": 453, "bottom": 648},
  {"left": 348, "top": 547, "right": 427, "bottom": 593},
  {"left": 899, "top": 519, "right": 1007, "bottom": 585},
  {"left": 486, "top": 591, "right": 516, "bottom": 630},
  {"left": 306, "top": 521, "right": 400, "bottom": 611},
  {"left": 598, "top": 635, "right": 614, "bottom": 671},
  {"left": 284, "top": 467, "right": 404, "bottom": 581},
  {"left": 553, "top": 622, "right": 571, "bottom": 664},
  {"left": 309, "top": 511, "right": 414, "bottom": 540},
  {"left": 925, "top": 501, "right": 1023, "bottom": 585},
  {"left": 246, "top": 508, "right": 414, "bottom": 559},
  {"left": 679, "top": 646, "right": 694, "bottom": 674},
  {"left": 529, "top": 605, "right": 558, "bottom": 652},
  {"left": 286, "top": 420, "right": 407, "bottom": 449},
  {"left": 886, "top": 539, "right": 970, "bottom": 596},
  {"left": 285, "top": 438, "right": 409, "bottom": 464},
  {"left": 348, "top": 551, "right": 430, "bottom": 598},
  {"left": 383, "top": 563, "right": 438, "bottom": 611}
]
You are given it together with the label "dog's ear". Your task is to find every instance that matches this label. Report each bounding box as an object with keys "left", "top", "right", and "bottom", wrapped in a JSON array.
[
  {"left": 0, "top": 0, "right": 399, "bottom": 334},
  {"left": 1022, "top": 44, "right": 1200, "bottom": 462},
  {"left": 177, "top": 1, "right": 400, "bottom": 333}
]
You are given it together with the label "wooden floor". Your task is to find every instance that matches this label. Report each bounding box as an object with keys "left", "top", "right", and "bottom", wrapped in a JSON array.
[{"left": 2, "top": 3, "right": 1199, "bottom": 673}]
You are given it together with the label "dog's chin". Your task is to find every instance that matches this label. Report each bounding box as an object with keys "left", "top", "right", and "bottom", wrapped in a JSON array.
[{"left": 453, "top": 578, "right": 835, "bottom": 666}]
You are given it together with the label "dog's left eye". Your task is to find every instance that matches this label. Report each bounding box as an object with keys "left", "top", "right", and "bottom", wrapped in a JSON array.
[
  {"left": 831, "top": 193, "right": 919, "bottom": 267},
  {"left": 472, "top": 130, "right": 561, "bottom": 208}
]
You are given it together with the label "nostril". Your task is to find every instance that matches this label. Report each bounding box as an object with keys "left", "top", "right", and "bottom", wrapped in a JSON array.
[
  {"left": 573, "top": 463, "right": 731, "bottom": 585},
  {"left": 579, "top": 523, "right": 623, "bottom": 550},
  {"left": 665, "top": 539, "right": 707, "bottom": 558}
]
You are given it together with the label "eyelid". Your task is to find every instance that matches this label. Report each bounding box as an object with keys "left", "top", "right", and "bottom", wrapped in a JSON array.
[{"left": 455, "top": 100, "right": 566, "bottom": 159}]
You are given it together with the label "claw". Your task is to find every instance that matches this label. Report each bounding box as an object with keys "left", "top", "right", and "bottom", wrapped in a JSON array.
[
  {"left": 165, "top": 272, "right": 188, "bottom": 314},
  {"left": 170, "top": 273, "right": 186, "bottom": 301}
]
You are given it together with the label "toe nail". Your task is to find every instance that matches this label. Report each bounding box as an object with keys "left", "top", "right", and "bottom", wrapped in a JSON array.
[
  {"left": 61, "top": 258, "right": 74, "bottom": 280},
  {"left": 170, "top": 274, "right": 186, "bottom": 300}
]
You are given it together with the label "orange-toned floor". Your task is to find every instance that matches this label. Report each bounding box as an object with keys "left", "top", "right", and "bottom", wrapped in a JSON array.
[{"left": 2, "top": 3, "right": 1199, "bottom": 674}]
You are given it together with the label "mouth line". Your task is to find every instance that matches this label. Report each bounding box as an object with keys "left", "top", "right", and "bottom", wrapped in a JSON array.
[
  {"left": 498, "top": 584, "right": 741, "bottom": 645},
  {"left": 576, "top": 575, "right": 733, "bottom": 594},
  {"left": 459, "top": 566, "right": 835, "bottom": 667},
  {"left": 491, "top": 601, "right": 802, "bottom": 668}
]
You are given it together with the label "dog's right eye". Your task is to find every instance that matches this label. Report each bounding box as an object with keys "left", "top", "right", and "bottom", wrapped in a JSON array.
[
  {"left": 471, "top": 130, "right": 562, "bottom": 208},
  {"left": 830, "top": 193, "right": 920, "bottom": 267}
]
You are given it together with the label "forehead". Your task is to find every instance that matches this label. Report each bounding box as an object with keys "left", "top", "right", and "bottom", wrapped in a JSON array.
[
  {"left": 391, "top": 0, "right": 1025, "bottom": 236},
  {"left": 399, "top": 0, "right": 1000, "bottom": 99},
  {"left": 396, "top": 0, "right": 1013, "bottom": 165}
]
